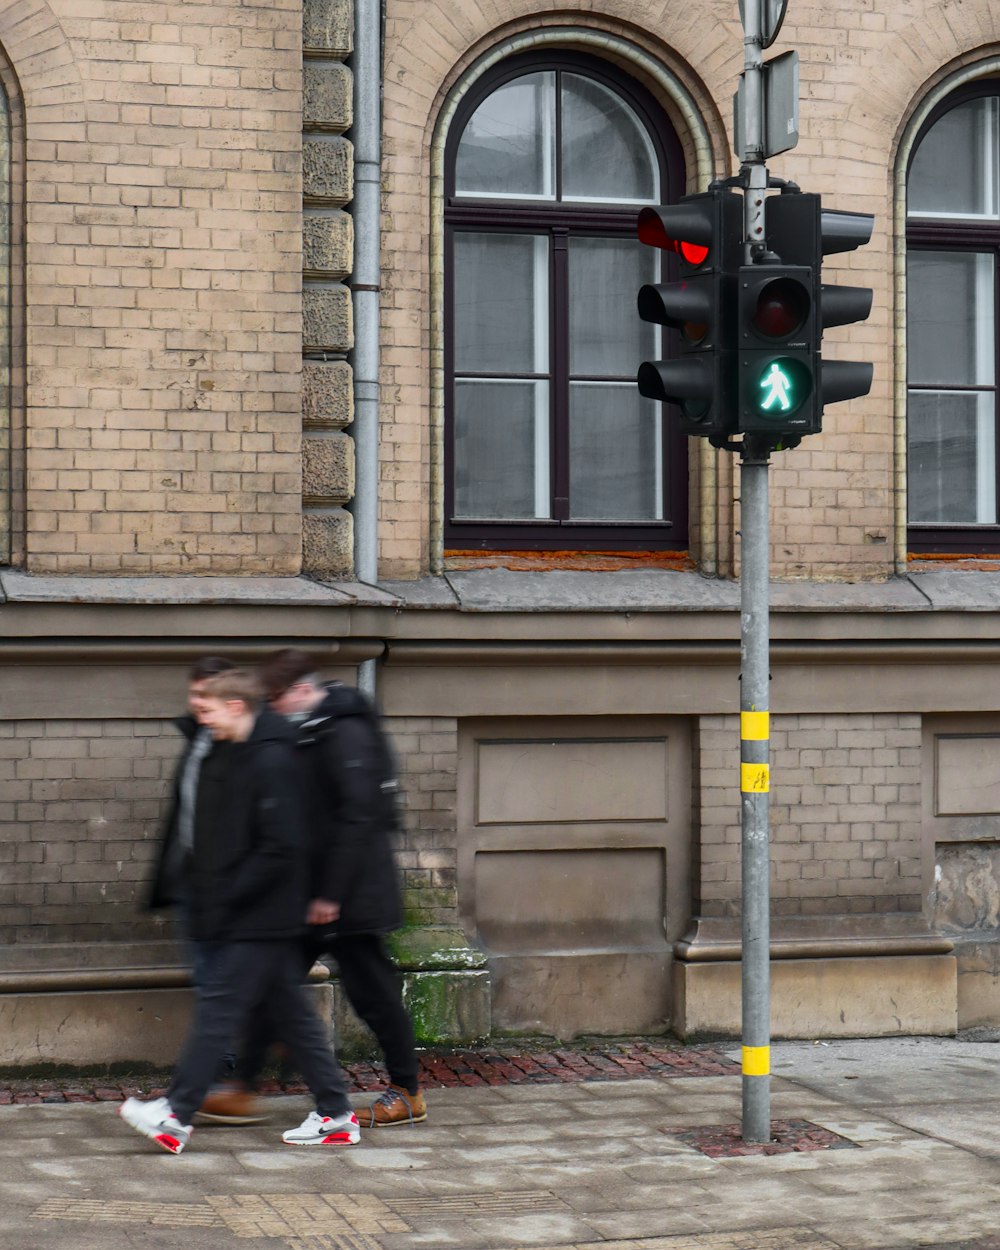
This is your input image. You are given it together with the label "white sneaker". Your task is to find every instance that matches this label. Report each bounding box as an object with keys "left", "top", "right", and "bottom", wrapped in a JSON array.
[
  {"left": 118, "top": 1096, "right": 193, "bottom": 1155},
  {"left": 281, "top": 1109, "right": 360, "bottom": 1146}
]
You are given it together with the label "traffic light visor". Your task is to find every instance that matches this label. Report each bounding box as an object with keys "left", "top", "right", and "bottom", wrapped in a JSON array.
[{"left": 637, "top": 206, "right": 711, "bottom": 267}]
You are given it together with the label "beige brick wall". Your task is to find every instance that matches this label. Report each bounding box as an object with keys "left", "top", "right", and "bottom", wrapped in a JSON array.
[
  {"left": 378, "top": 0, "right": 1000, "bottom": 579},
  {"left": 0, "top": 719, "right": 176, "bottom": 945},
  {"left": 697, "top": 713, "right": 923, "bottom": 917},
  {"left": 387, "top": 716, "right": 459, "bottom": 927},
  {"left": 5, "top": 1, "right": 303, "bottom": 574}
]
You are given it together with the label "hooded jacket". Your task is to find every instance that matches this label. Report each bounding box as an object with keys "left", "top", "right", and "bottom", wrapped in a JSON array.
[
  {"left": 185, "top": 708, "right": 309, "bottom": 943},
  {"left": 296, "top": 683, "right": 404, "bottom": 938},
  {"left": 146, "top": 713, "right": 202, "bottom": 912}
]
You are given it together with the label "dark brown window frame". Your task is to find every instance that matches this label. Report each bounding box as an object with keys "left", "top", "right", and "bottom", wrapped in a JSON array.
[
  {"left": 443, "top": 51, "right": 689, "bottom": 552},
  {"left": 907, "top": 79, "right": 1000, "bottom": 554}
]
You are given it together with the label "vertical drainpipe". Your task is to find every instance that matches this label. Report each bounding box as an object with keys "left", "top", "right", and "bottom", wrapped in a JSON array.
[{"left": 351, "top": 0, "right": 382, "bottom": 698}]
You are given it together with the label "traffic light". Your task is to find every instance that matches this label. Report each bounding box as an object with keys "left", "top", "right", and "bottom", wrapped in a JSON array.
[
  {"left": 636, "top": 189, "right": 742, "bottom": 439},
  {"left": 764, "top": 190, "right": 874, "bottom": 427},
  {"left": 736, "top": 260, "right": 817, "bottom": 436}
]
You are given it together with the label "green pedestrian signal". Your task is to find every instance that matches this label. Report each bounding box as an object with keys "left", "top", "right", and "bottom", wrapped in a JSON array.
[{"left": 753, "top": 357, "right": 811, "bottom": 417}]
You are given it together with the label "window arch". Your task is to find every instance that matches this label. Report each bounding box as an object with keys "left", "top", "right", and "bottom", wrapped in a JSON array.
[
  {"left": 907, "top": 80, "right": 1000, "bottom": 552},
  {"left": 444, "top": 51, "right": 688, "bottom": 551}
]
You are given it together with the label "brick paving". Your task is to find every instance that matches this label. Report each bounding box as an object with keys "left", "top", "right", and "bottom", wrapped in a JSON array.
[{"left": 0, "top": 1039, "right": 739, "bottom": 1104}]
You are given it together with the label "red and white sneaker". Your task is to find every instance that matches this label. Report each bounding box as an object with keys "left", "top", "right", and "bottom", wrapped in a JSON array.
[
  {"left": 281, "top": 1110, "right": 360, "bottom": 1146},
  {"left": 118, "top": 1096, "right": 193, "bottom": 1155}
]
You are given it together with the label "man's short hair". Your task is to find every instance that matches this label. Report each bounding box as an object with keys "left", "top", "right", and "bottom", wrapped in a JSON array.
[
  {"left": 201, "top": 668, "right": 264, "bottom": 712},
  {"left": 258, "top": 648, "right": 321, "bottom": 701},
  {"left": 188, "top": 655, "right": 236, "bottom": 683}
]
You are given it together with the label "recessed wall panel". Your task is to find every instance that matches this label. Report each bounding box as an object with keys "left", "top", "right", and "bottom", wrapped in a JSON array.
[{"left": 476, "top": 737, "right": 668, "bottom": 825}]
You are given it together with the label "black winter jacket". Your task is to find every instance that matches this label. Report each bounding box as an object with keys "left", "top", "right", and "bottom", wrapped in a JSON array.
[
  {"left": 147, "top": 714, "right": 202, "bottom": 912},
  {"left": 185, "top": 709, "right": 309, "bottom": 942},
  {"left": 297, "top": 683, "right": 404, "bottom": 938}
]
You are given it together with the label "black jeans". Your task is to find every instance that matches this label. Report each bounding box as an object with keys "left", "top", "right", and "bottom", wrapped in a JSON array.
[
  {"left": 240, "top": 932, "right": 420, "bottom": 1096},
  {"left": 167, "top": 938, "right": 351, "bottom": 1127}
]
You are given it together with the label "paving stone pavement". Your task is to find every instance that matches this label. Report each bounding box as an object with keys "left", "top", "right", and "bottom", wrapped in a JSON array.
[{"left": 7, "top": 1036, "right": 1000, "bottom": 1250}]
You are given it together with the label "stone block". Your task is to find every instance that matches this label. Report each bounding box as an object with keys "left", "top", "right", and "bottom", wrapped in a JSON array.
[
  {"left": 304, "top": 62, "right": 353, "bottom": 132},
  {"left": 302, "top": 431, "right": 355, "bottom": 506},
  {"left": 674, "top": 954, "right": 958, "bottom": 1039},
  {"left": 333, "top": 969, "right": 491, "bottom": 1057},
  {"left": 303, "top": 136, "right": 354, "bottom": 205},
  {"left": 0, "top": 984, "right": 333, "bottom": 1067},
  {"left": 303, "top": 0, "right": 353, "bottom": 57},
  {"left": 304, "top": 283, "right": 353, "bottom": 353},
  {"left": 302, "top": 506, "right": 354, "bottom": 579},
  {"left": 304, "top": 211, "right": 354, "bottom": 279},
  {"left": 303, "top": 360, "right": 354, "bottom": 428}
]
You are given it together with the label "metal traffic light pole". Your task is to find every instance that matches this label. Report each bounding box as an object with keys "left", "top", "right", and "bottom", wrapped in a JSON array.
[{"left": 738, "top": 0, "right": 773, "bottom": 1145}]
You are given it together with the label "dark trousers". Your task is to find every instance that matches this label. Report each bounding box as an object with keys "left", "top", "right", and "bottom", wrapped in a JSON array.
[
  {"left": 240, "top": 932, "right": 420, "bottom": 1096},
  {"left": 167, "top": 938, "right": 351, "bottom": 1127},
  {"left": 330, "top": 934, "right": 420, "bottom": 1094}
]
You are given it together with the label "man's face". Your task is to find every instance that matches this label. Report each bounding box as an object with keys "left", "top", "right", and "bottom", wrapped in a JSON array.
[
  {"left": 188, "top": 678, "right": 215, "bottom": 723},
  {"left": 199, "top": 696, "right": 247, "bottom": 742},
  {"left": 270, "top": 681, "right": 315, "bottom": 718}
]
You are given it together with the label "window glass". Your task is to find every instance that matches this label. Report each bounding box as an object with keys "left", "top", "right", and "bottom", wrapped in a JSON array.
[
  {"left": 908, "top": 391, "right": 996, "bottom": 524},
  {"left": 453, "top": 233, "right": 549, "bottom": 375},
  {"left": 455, "top": 73, "right": 555, "bottom": 199},
  {"left": 907, "top": 251, "right": 995, "bottom": 387},
  {"left": 561, "top": 74, "right": 658, "bottom": 203},
  {"left": 568, "top": 237, "right": 657, "bottom": 376},
  {"left": 569, "top": 383, "right": 662, "bottom": 520},
  {"left": 453, "top": 379, "right": 550, "bottom": 520},
  {"left": 909, "top": 97, "right": 999, "bottom": 219}
]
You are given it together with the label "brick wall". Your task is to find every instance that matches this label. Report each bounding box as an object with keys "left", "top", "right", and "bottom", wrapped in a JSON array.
[
  {"left": 387, "top": 716, "right": 459, "bottom": 927},
  {"left": 697, "top": 713, "right": 923, "bottom": 918},
  {"left": 4, "top": 1, "right": 303, "bottom": 574},
  {"left": 0, "top": 719, "right": 176, "bottom": 945}
]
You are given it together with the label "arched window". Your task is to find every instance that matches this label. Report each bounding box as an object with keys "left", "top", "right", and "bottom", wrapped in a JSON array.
[
  {"left": 444, "top": 52, "right": 687, "bottom": 551},
  {"left": 907, "top": 82, "right": 1000, "bottom": 552}
]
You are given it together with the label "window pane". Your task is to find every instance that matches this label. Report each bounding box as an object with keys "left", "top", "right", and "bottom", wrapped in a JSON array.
[
  {"left": 455, "top": 72, "right": 555, "bottom": 199},
  {"left": 909, "top": 97, "right": 999, "bottom": 218},
  {"left": 907, "top": 251, "right": 995, "bottom": 387},
  {"left": 454, "top": 379, "right": 550, "bottom": 519},
  {"left": 569, "top": 382, "right": 662, "bottom": 521},
  {"left": 908, "top": 390, "right": 996, "bottom": 524},
  {"left": 561, "top": 74, "right": 657, "bottom": 203},
  {"left": 454, "top": 233, "right": 548, "bottom": 374},
  {"left": 568, "top": 237, "right": 657, "bottom": 377}
]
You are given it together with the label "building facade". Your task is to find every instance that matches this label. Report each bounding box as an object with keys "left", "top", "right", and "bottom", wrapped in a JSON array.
[{"left": 2, "top": 0, "right": 1000, "bottom": 1062}]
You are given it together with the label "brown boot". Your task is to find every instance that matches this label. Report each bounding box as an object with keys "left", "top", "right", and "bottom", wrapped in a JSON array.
[
  {"left": 356, "top": 1085, "right": 427, "bottom": 1127},
  {"left": 195, "top": 1083, "right": 268, "bottom": 1126}
]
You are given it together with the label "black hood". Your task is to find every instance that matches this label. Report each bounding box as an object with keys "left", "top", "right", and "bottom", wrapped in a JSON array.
[{"left": 305, "top": 682, "right": 373, "bottom": 729}]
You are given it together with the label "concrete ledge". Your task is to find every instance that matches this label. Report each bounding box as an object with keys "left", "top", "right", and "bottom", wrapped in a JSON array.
[
  {"left": 0, "top": 984, "right": 334, "bottom": 1068},
  {"left": 674, "top": 954, "right": 958, "bottom": 1040}
]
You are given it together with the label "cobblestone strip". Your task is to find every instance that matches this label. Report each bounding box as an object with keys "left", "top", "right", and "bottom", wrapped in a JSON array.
[{"left": 0, "top": 1041, "right": 739, "bottom": 1103}]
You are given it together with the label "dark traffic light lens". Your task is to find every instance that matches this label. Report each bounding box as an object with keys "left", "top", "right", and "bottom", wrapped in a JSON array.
[
  {"left": 681, "top": 319, "right": 709, "bottom": 346},
  {"left": 752, "top": 277, "right": 809, "bottom": 339}
]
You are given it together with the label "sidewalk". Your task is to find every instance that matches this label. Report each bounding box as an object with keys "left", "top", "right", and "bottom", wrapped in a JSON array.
[{"left": 6, "top": 1036, "right": 1000, "bottom": 1250}]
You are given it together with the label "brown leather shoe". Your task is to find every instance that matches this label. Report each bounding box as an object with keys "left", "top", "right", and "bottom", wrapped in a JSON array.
[
  {"left": 195, "top": 1084, "right": 268, "bottom": 1126},
  {"left": 356, "top": 1085, "right": 427, "bottom": 1128}
]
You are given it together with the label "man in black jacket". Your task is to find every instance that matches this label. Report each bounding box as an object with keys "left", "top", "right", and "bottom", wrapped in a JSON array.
[
  {"left": 119, "top": 668, "right": 359, "bottom": 1154},
  {"left": 256, "top": 648, "right": 425, "bottom": 1128}
]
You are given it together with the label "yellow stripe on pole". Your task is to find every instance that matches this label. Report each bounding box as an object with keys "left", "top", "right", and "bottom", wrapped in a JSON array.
[
  {"left": 740, "top": 763, "right": 770, "bottom": 793},
  {"left": 742, "top": 1045, "right": 770, "bottom": 1076},
  {"left": 740, "top": 711, "right": 769, "bottom": 741}
]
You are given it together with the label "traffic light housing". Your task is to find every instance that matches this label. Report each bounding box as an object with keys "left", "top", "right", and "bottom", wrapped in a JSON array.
[
  {"left": 763, "top": 190, "right": 874, "bottom": 430},
  {"left": 736, "top": 262, "right": 817, "bottom": 436},
  {"left": 636, "top": 189, "right": 742, "bottom": 439}
]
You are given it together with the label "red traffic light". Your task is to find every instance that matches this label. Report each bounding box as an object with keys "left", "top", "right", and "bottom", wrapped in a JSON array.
[
  {"left": 751, "top": 276, "right": 810, "bottom": 339},
  {"left": 636, "top": 213, "right": 709, "bottom": 265}
]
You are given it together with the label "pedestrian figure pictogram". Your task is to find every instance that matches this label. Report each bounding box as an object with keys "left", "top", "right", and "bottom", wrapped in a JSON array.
[{"left": 759, "top": 361, "right": 792, "bottom": 411}]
